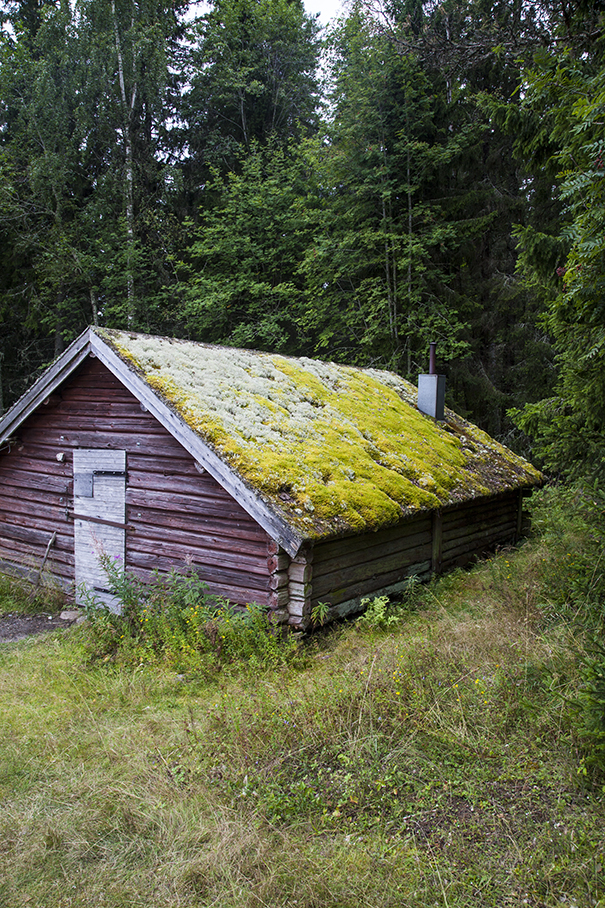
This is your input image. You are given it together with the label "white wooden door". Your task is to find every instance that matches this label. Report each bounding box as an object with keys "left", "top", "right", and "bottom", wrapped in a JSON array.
[{"left": 73, "top": 449, "right": 126, "bottom": 612}]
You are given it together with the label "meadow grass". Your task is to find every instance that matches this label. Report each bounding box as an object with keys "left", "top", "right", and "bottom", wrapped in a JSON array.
[{"left": 1, "top": 486, "right": 605, "bottom": 907}]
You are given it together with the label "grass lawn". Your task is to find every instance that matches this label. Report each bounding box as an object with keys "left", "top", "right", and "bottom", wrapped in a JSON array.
[{"left": 1, "top": 489, "right": 605, "bottom": 906}]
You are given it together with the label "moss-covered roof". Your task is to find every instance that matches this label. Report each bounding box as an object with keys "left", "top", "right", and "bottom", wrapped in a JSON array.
[{"left": 97, "top": 329, "right": 542, "bottom": 540}]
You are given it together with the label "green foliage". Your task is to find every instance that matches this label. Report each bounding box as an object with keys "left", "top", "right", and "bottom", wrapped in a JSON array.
[
  {"left": 301, "top": 11, "right": 473, "bottom": 374},
  {"left": 514, "top": 45, "right": 605, "bottom": 479},
  {"left": 577, "top": 643, "right": 605, "bottom": 779},
  {"left": 528, "top": 484, "right": 605, "bottom": 627},
  {"left": 0, "top": 0, "right": 192, "bottom": 406},
  {"left": 527, "top": 483, "right": 605, "bottom": 779},
  {"left": 310, "top": 600, "right": 330, "bottom": 627},
  {"left": 355, "top": 595, "right": 396, "bottom": 629},
  {"left": 2, "top": 0, "right": 603, "bottom": 473},
  {"left": 355, "top": 578, "right": 423, "bottom": 630},
  {"left": 81, "top": 557, "right": 298, "bottom": 675},
  {"left": 184, "top": 0, "right": 320, "bottom": 169},
  {"left": 180, "top": 140, "right": 317, "bottom": 352}
]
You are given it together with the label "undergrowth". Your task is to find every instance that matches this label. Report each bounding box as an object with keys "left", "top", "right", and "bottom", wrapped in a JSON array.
[
  {"left": 0, "top": 571, "right": 65, "bottom": 616},
  {"left": 1, "top": 482, "right": 605, "bottom": 907},
  {"left": 80, "top": 557, "right": 299, "bottom": 675},
  {"left": 528, "top": 483, "right": 605, "bottom": 626}
]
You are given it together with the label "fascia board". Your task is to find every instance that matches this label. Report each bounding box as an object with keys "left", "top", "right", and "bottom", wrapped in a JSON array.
[
  {"left": 90, "top": 333, "right": 304, "bottom": 558},
  {"left": 0, "top": 329, "right": 93, "bottom": 445}
]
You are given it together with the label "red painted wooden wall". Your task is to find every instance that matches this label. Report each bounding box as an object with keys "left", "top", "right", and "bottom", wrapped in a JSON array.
[{"left": 0, "top": 357, "right": 273, "bottom": 605}]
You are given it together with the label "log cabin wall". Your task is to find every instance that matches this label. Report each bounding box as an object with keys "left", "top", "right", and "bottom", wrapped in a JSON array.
[
  {"left": 439, "top": 491, "right": 522, "bottom": 572},
  {"left": 0, "top": 356, "right": 274, "bottom": 607},
  {"left": 310, "top": 515, "right": 433, "bottom": 620},
  {"left": 309, "top": 490, "right": 525, "bottom": 623}
]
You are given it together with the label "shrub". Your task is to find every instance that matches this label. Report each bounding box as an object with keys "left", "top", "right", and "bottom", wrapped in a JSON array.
[
  {"left": 356, "top": 577, "right": 422, "bottom": 630},
  {"left": 577, "top": 642, "right": 605, "bottom": 780}
]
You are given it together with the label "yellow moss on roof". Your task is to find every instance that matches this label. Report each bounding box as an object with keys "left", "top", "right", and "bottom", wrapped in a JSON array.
[{"left": 98, "top": 329, "right": 542, "bottom": 539}]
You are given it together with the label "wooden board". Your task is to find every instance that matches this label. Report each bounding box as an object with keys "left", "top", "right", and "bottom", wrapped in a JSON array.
[{"left": 74, "top": 449, "right": 126, "bottom": 611}]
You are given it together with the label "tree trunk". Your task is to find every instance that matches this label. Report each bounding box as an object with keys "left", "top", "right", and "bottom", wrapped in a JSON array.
[
  {"left": 90, "top": 287, "right": 99, "bottom": 327},
  {"left": 54, "top": 321, "right": 64, "bottom": 358},
  {"left": 112, "top": 0, "right": 137, "bottom": 325}
]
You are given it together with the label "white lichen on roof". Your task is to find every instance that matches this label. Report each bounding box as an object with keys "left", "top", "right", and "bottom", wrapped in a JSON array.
[{"left": 98, "top": 329, "right": 542, "bottom": 538}]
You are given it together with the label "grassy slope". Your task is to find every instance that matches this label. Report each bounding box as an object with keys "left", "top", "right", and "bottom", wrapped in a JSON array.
[{"left": 1, "top": 533, "right": 605, "bottom": 907}]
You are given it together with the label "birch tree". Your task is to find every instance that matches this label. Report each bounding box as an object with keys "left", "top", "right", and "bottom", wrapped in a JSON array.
[{"left": 76, "top": 0, "right": 188, "bottom": 327}]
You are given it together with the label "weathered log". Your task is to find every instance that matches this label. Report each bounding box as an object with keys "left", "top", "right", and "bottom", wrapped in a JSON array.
[
  {"left": 312, "top": 559, "right": 432, "bottom": 609},
  {"left": 442, "top": 520, "right": 517, "bottom": 556},
  {"left": 312, "top": 539, "right": 434, "bottom": 600},
  {"left": 313, "top": 516, "right": 431, "bottom": 565},
  {"left": 267, "top": 552, "right": 290, "bottom": 573},
  {"left": 288, "top": 561, "right": 312, "bottom": 584},
  {"left": 314, "top": 527, "right": 433, "bottom": 575},
  {"left": 269, "top": 571, "right": 289, "bottom": 591}
]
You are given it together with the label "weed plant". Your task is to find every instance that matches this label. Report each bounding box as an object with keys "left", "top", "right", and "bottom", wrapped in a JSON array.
[{"left": 81, "top": 556, "right": 299, "bottom": 675}]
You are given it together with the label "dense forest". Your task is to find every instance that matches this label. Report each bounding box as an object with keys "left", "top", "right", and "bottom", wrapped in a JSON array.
[{"left": 0, "top": 0, "right": 604, "bottom": 480}]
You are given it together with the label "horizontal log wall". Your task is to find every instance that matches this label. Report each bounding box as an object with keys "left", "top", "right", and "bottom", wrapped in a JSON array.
[
  {"left": 310, "top": 515, "right": 433, "bottom": 616},
  {"left": 0, "top": 357, "right": 273, "bottom": 606},
  {"left": 308, "top": 490, "right": 526, "bottom": 623},
  {"left": 0, "top": 431, "right": 75, "bottom": 582},
  {"left": 440, "top": 491, "right": 521, "bottom": 571}
]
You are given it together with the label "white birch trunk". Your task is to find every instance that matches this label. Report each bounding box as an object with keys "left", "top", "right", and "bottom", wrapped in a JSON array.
[{"left": 112, "top": 0, "right": 137, "bottom": 325}]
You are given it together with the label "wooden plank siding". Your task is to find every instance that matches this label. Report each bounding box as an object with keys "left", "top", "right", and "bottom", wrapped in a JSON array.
[
  {"left": 310, "top": 514, "right": 434, "bottom": 618},
  {"left": 309, "top": 490, "right": 524, "bottom": 622},
  {"left": 0, "top": 356, "right": 274, "bottom": 607},
  {"left": 440, "top": 492, "right": 521, "bottom": 570}
]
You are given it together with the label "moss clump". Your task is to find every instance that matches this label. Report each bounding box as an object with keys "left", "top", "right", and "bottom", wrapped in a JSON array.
[{"left": 97, "top": 329, "right": 542, "bottom": 538}]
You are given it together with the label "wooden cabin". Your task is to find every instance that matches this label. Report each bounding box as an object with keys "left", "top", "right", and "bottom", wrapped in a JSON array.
[{"left": 0, "top": 329, "right": 542, "bottom": 626}]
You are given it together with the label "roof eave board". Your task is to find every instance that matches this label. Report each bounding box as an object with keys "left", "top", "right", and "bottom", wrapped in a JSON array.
[{"left": 0, "top": 329, "right": 93, "bottom": 445}]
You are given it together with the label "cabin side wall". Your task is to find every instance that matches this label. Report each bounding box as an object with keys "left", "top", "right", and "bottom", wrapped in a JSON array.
[
  {"left": 309, "top": 490, "right": 525, "bottom": 623},
  {"left": 0, "top": 357, "right": 274, "bottom": 607},
  {"left": 440, "top": 492, "right": 523, "bottom": 572},
  {"left": 310, "top": 515, "right": 433, "bottom": 621}
]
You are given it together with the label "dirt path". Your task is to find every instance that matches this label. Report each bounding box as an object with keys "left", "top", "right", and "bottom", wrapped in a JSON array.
[{"left": 0, "top": 611, "right": 82, "bottom": 642}]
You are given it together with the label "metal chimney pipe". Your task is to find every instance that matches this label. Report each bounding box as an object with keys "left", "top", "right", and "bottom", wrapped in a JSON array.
[{"left": 418, "top": 342, "right": 445, "bottom": 420}]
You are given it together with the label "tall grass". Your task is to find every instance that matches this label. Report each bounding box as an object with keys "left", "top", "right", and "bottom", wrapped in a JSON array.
[
  {"left": 0, "top": 570, "right": 66, "bottom": 616},
  {"left": 80, "top": 558, "right": 300, "bottom": 676},
  {"left": 1, "top": 483, "right": 605, "bottom": 907}
]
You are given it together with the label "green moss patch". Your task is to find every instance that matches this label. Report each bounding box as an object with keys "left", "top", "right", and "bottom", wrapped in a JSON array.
[{"left": 98, "top": 329, "right": 542, "bottom": 539}]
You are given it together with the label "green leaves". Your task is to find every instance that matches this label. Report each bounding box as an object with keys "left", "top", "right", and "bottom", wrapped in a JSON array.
[
  {"left": 180, "top": 140, "right": 316, "bottom": 353},
  {"left": 515, "top": 52, "right": 605, "bottom": 480},
  {"left": 183, "top": 0, "right": 320, "bottom": 169}
]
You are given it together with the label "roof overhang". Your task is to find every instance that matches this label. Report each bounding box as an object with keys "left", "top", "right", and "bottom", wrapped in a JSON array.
[{"left": 0, "top": 328, "right": 304, "bottom": 558}]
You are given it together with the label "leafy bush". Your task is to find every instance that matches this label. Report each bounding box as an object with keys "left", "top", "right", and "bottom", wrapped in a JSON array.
[
  {"left": 355, "top": 595, "right": 395, "bottom": 629},
  {"left": 356, "top": 577, "right": 422, "bottom": 630},
  {"left": 81, "top": 556, "right": 298, "bottom": 674}
]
